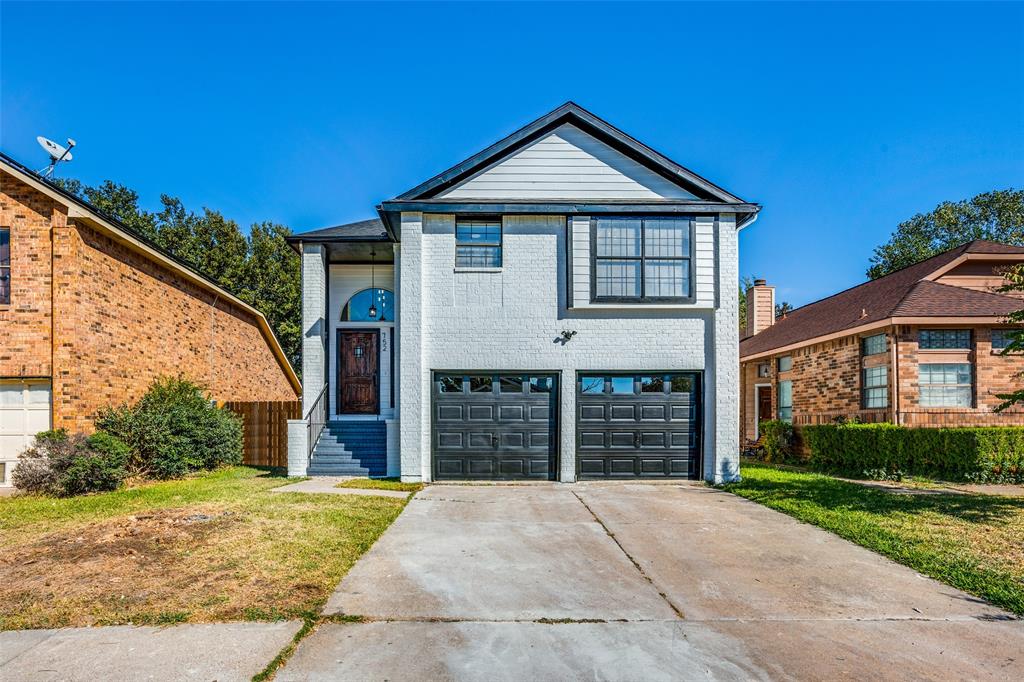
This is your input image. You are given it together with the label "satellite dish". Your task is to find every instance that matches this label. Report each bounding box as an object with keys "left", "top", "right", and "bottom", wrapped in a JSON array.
[{"left": 36, "top": 136, "right": 75, "bottom": 178}]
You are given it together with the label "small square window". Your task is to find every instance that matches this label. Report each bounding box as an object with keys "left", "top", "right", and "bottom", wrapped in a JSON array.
[
  {"left": 456, "top": 219, "right": 502, "bottom": 268},
  {"left": 777, "top": 356, "right": 793, "bottom": 373},
  {"left": 611, "top": 377, "right": 635, "bottom": 394},
  {"left": 640, "top": 376, "right": 665, "bottom": 393},
  {"left": 499, "top": 376, "right": 524, "bottom": 394},
  {"left": 992, "top": 329, "right": 1018, "bottom": 351},
  {"left": 862, "top": 334, "right": 887, "bottom": 356},
  {"left": 580, "top": 377, "right": 605, "bottom": 394},
  {"left": 439, "top": 376, "right": 464, "bottom": 393},
  {"left": 671, "top": 375, "right": 693, "bottom": 393},
  {"left": 920, "top": 329, "right": 971, "bottom": 350},
  {"left": 470, "top": 376, "right": 493, "bottom": 393},
  {"left": 529, "top": 377, "right": 553, "bottom": 393}
]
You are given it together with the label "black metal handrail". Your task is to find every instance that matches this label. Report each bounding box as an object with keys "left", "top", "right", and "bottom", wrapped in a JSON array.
[{"left": 305, "top": 384, "right": 328, "bottom": 460}]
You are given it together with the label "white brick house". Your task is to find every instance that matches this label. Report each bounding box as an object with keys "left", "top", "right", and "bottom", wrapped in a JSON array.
[{"left": 287, "top": 103, "right": 759, "bottom": 483}]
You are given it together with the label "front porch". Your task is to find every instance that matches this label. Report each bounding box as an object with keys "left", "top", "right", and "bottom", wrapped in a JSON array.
[{"left": 285, "top": 220, "right": 400, "bottom": 477}]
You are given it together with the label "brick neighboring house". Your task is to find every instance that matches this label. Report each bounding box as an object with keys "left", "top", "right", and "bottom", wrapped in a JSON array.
[
  {"left": 740, "top": 240, "right": 1024, "bottom": 443},
  {"left": 0, "top": 153, "right": 301, "bottom": 485}
]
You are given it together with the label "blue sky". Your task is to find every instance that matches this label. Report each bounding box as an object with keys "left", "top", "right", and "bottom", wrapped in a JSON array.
[{"left": 2, "top": 1, "right": 1022, "bottom": 306}]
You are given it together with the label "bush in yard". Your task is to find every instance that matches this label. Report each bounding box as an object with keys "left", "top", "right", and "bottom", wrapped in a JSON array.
[
  {"left": 802, "top": 423, "right": 1024, "bottom": 482},
  {"left": 757, "top": 420, "right": 798, "bottom": 463},
  {"left": 96, "top": 376, "right": 242, "bottom": 479},
  {"left": 13, "top": 429, "right": 129, "bottom": 496}
]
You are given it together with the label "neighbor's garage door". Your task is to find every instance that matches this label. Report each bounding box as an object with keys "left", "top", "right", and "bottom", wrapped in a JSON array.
[
  {"left": 577, "top": 373, "right": 700, "bottom": 479},
  {"left": 0, "top": 380, "right": 52, "bottom": 486},
  {"left": 433, "top": 373, "right": 557, "bottom": 480}
]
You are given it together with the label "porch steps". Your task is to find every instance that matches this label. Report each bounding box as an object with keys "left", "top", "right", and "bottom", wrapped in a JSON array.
[{"left": 308, "top": 421, "right": 387, "bottom": 477}]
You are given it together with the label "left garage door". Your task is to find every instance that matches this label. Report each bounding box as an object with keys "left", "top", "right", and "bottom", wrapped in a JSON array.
[
  {"left": 0, "top": 380, "right": 52, "bottom": 486},
  {"left": 432, "top": 373, "right": 558, "bottom": 480}
]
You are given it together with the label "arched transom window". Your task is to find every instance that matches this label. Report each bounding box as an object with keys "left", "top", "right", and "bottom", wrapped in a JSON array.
[{"left": 341, "top": 288, "right": 394, "bottom": 322}]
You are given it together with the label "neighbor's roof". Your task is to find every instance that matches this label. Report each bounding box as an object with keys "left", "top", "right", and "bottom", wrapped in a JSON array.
[
  {"left": 285, "top": 218, "right": 391, "bottom": 251},
  {"left": 0, "top": 151, "right": 301, "bottom": 394},
  {"left": 740, "top": 239, "right": 1024, "bottom": 359}
]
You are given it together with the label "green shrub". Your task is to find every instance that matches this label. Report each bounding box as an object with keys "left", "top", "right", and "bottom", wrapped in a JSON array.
[
  {"left": 96, "top": 376, "right": 242, "bottom": 479},
  {"left": 13, "top": 429, "right": 129, "bottom": 496},
  {"left": 801, "top": 423, "right": 1024, "bottom": 483},
  {"left": 758, "top": 420, "right": 797, "bottom": 463}
]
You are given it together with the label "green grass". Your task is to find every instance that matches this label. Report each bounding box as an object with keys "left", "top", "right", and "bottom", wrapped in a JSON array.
[
  {"left": 335, "top": 477, "right": 425, "bottom": 493},
  {"left": 0, "top": 467, "right": 407, "bottom": 630},
  {"left": 724, "top": 463, "right": 1024, "bottom": 615}
]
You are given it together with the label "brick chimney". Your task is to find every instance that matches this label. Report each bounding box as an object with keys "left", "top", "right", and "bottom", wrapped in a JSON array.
[{"left": 745, "top": 278, "right": 775, "bottom": 337}]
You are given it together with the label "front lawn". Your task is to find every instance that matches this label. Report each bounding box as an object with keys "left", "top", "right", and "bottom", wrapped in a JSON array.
[
  {"left": 336, "top": 477, "right": 425, "bottom": 493},
  {"left": 724, "top": 463, "right": 1024, "bottom": 615},
  {"left": 0, "top": 467, "right": 406, "bottom": 630}
]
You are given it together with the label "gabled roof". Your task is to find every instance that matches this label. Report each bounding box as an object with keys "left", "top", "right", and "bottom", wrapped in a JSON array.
[
  {"left": 286, "top": 218, "right": 391, "bottom": 251},
  {"left": 0, "top": 152, "right": 301, "bottom": 394},
  {"left": 391, "top": 102, "right": 748, "bottom": 204},
  {"left": 740, "top": 240, "right": 1024, "bottom": 358}
]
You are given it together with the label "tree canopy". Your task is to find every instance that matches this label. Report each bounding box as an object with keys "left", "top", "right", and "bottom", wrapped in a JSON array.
[
  {"left": 54, "top": 179, "right": 301, "bottom": 370},
  {"left": 867, "top": 189, "right": 1024, "bottom": 279}
]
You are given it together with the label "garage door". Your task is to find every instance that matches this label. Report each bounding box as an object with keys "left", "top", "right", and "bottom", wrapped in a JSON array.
[
  {"left": 432, "top": 373, "right": 557, "bottom": 480},
  {"left": 577, "top": 373, "right": 700, "bottom": 479},
  {"left": 0, "top": 380, "right": 52, "bottom": 486}
]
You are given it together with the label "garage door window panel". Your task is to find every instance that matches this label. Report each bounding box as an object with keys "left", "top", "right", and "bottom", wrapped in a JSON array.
[{"left": 592, "top": 217, "right": 693, "bottom": 303}]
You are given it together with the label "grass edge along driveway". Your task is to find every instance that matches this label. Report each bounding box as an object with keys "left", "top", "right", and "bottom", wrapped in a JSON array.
[
  {"left": 0, "top": 467, "right": 408, "bottom": 630},
  {"left": 722, "top": 463, "right": 1024, "bottom": 616}
]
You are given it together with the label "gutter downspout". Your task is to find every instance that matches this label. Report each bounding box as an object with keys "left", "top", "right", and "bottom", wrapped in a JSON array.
[{"left": 891, "top": 324, "right": 900, "bottom": 425}]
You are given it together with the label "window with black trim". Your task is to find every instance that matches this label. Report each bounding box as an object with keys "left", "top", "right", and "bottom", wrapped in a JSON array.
[
  {"left": 592, "top": 216, "right": 692, "bottom": 302},
  {"left": 456, "top": 219, "right": 502, "bottom": 267},
  {"left": 0, "top": 227, "right": 10, "bottom": 305}
]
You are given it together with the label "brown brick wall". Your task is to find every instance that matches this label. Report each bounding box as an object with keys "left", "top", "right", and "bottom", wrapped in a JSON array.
[
  {"left": 741, "top": 323, "right": 1024, "bottom": 440},
  {"left": 0, "top": 175, "right": 58, "bottom": 378},
  {"left": 1, "top": 171, "right": 298, "bottom": 434}
]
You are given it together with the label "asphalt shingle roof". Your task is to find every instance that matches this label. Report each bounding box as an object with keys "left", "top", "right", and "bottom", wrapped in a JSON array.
[
  {"left": 740, "top": 240, "right": 1024, "bottom": 358},
  {"left": 289, "top": 218, "right": 389, "bottom": 241}
]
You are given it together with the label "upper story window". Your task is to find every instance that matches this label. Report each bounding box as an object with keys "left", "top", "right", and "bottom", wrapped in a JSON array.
[
  {"left": 777, "top": 355, "right": 793, "bottom": 372},
  {"left": 591, "top": 216, "right": 691, "bottom": 302},
  {"left": 919, "top": 329, "right": 971, "bottom": 350},
  {"left": 456, "top": 219, "right": 502, "bottom": 268},
  {"left": 992, "top": 329, "right": 1017, "bottom": 351},
  {"left": 0, "top": 227, "right": 9, "bottom": 305},
  {"left": 862, "top": 333, "right": 887, "bottom": 356}
]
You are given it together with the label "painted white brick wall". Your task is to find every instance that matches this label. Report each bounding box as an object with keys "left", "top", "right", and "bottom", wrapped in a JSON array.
[
  {"left": 301, "top": 244, "right": 327, "bottom": 416},
  {"left": 399, "top": 211, "right": 733, "bottom": 482}
]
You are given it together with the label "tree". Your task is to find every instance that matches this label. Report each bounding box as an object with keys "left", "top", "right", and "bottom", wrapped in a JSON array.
[
  {"left": 994, "top": 265, "right": 1024, "bottom": 411},
  {"left": 54, "top": 178, "right": 159, "bottom": 242},
  {"left": 738, "top": 276, "right": 754, "bottom": 331},
  {"left": 867, "top": 189, "right": 1024, "bottom": 279},
  {"left": 238, "top": 222, "right": 302, "bottom": 367},
  {"left": 775, "top": 301, "right": 793, "bottom": 318}
]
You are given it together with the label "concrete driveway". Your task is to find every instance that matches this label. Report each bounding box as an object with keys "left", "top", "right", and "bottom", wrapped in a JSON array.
[{"left": 282, "top": 483, "right": 1024, "bottom": 681}]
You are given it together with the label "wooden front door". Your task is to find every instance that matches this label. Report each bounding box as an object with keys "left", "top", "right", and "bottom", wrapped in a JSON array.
[
  {"left": 338, "top": 330, "right": 379, "bottom": 414},
  {"left": 756, "top": 385, "right": 772, "bottom": 434}
]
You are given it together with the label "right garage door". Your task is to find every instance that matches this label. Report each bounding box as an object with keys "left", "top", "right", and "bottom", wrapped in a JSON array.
[{"left": 577, "top": 373, "right": 701, "bottom": 479}]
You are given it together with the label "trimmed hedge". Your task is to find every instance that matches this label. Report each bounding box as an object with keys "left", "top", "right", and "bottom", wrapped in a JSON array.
[{"left": 802, "top": 423, "right": 1024, "bottom": 483}]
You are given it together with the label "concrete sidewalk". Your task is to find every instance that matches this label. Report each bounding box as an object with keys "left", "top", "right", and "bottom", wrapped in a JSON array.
[
  {"left": 0, "top": 621, "right": 302, "bottom": 681},
  {"left": 280, "top": 483, "right": 1024, "bottom": 681}
]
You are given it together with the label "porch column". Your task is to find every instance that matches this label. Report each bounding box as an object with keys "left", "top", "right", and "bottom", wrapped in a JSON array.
[
  {"left": 398, "top": 212, "right": 426, "bottom": 482},
  {"left": 302, "top": 243, "right": 327, "bottom": 416}
]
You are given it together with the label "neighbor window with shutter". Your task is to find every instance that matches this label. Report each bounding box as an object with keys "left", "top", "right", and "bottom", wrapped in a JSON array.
[
  {"left": 591, "top": 216, "right": 692, "bottom": 302},
  {"left": 0, "top": 227, "right": 10, "bottom": 305},
  {"left": 455, "top": 219, "right": 502, "bottom": 267}
]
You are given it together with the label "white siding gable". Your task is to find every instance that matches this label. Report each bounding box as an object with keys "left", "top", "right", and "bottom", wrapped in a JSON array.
[{"left": 438, "top": 124, "right": 698, "bottom": 200}]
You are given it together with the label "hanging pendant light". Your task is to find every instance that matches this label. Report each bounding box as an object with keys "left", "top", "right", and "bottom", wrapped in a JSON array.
[{"left": 368, "top": 249, "right": 378, "bottom": 319}]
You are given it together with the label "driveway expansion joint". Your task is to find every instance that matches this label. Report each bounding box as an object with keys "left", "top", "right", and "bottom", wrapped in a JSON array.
[{"left": 571, "top": 490, "right": 687, "bottom": 620}]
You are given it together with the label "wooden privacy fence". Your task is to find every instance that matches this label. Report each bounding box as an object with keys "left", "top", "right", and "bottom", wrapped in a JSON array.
[{"left": 222, "top": 400, "right": 301, "bottom": 467}]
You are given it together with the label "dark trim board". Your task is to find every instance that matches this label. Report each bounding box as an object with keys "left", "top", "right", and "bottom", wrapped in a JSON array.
[{"left": 430, "top": 370, "right": 560, "bottom": 481}]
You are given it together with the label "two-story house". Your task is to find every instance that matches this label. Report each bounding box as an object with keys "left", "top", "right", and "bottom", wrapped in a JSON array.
[
  {"left": 740, "top": 240, "right": 1024, "bottom": 442},
  {"left": 287, "top": 103, "right": 759, "bottom": 483}
]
